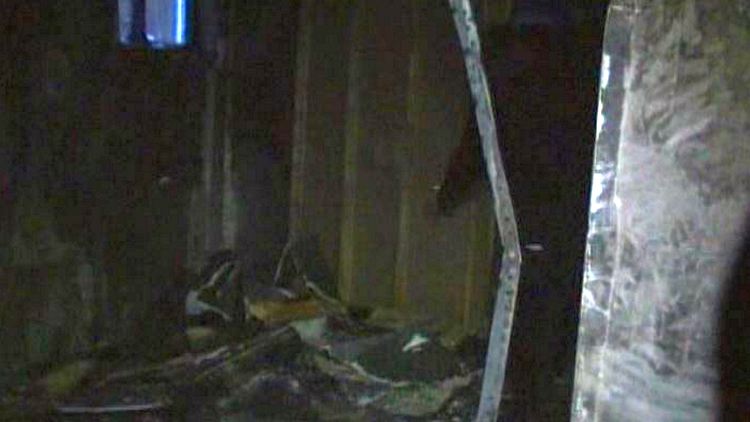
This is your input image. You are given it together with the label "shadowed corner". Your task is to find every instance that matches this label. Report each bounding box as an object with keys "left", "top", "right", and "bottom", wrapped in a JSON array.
[{"left": 720, "top": 220, "right": 750, "bottom": 421}]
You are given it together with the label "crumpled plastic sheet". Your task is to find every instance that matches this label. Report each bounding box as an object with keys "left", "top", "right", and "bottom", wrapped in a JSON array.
[{"left": 573, "top": 1, "right": 750, "bottom": 420}]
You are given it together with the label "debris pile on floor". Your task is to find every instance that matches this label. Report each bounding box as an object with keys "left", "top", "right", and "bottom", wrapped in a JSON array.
[{"left": 0, "top": 243, "right": 487, "bottom": 421}]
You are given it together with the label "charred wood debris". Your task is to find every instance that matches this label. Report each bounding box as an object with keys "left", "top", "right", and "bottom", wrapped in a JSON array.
[{"left": 0, "top": 238, "right": 495, "bottom": 421}]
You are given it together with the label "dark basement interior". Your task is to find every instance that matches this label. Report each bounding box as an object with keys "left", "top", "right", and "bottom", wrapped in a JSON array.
[{"left": 3, "top": 0, "right": 748, "bottom": 421}]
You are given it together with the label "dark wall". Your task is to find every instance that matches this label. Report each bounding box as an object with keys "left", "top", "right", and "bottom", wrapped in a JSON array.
[
  {"left": 94, "top": 49, "right": 204, "bottom": 337},
  {"left": 1, "top": 0, "right": 301, "bottom": 350},
  {"left": 1, "top": 0, "right": 206, "bottom": 351},
  {"left": 231, "top": 0, "right": 298, "bottom": 283}
]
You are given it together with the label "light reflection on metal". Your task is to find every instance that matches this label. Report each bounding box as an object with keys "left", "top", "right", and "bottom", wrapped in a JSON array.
[
  {"left": 448, "top": 1, "right": 522, "bottom": 421},
  {"left": 595, "top": 53, "right": 610, "bottom": 139}
]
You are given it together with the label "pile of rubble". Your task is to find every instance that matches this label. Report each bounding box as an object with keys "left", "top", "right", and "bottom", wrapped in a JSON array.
[{"left": 0, "top": 240, "right": 489, "bottom": 421}]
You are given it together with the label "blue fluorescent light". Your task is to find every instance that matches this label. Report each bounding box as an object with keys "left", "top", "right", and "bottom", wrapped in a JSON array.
[{"left": 175, "top": 0, "right": 186, "bottom": 45}]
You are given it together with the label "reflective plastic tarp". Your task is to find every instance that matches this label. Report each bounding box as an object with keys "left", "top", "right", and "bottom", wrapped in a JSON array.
[{"left": 573, "top": 1, "right": 750, "bottom": 420}]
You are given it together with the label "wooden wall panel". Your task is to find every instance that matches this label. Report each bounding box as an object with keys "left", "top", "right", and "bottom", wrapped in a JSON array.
[
  {"left": 292, "top": 0, "right": 507, "bottom": 331},
  {"left": 290, "top": 1, "right": 354, "bottom": 288}
]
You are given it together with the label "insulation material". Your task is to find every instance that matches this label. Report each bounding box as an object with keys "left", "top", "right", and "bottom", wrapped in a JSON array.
[{"left": 573, "top": 1, "right": 750, "bottom": 420}]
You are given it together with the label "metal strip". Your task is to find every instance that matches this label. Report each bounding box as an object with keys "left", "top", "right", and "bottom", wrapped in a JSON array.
[{"left": 448, "top": 1, "right": 522, "bottom": 421}]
